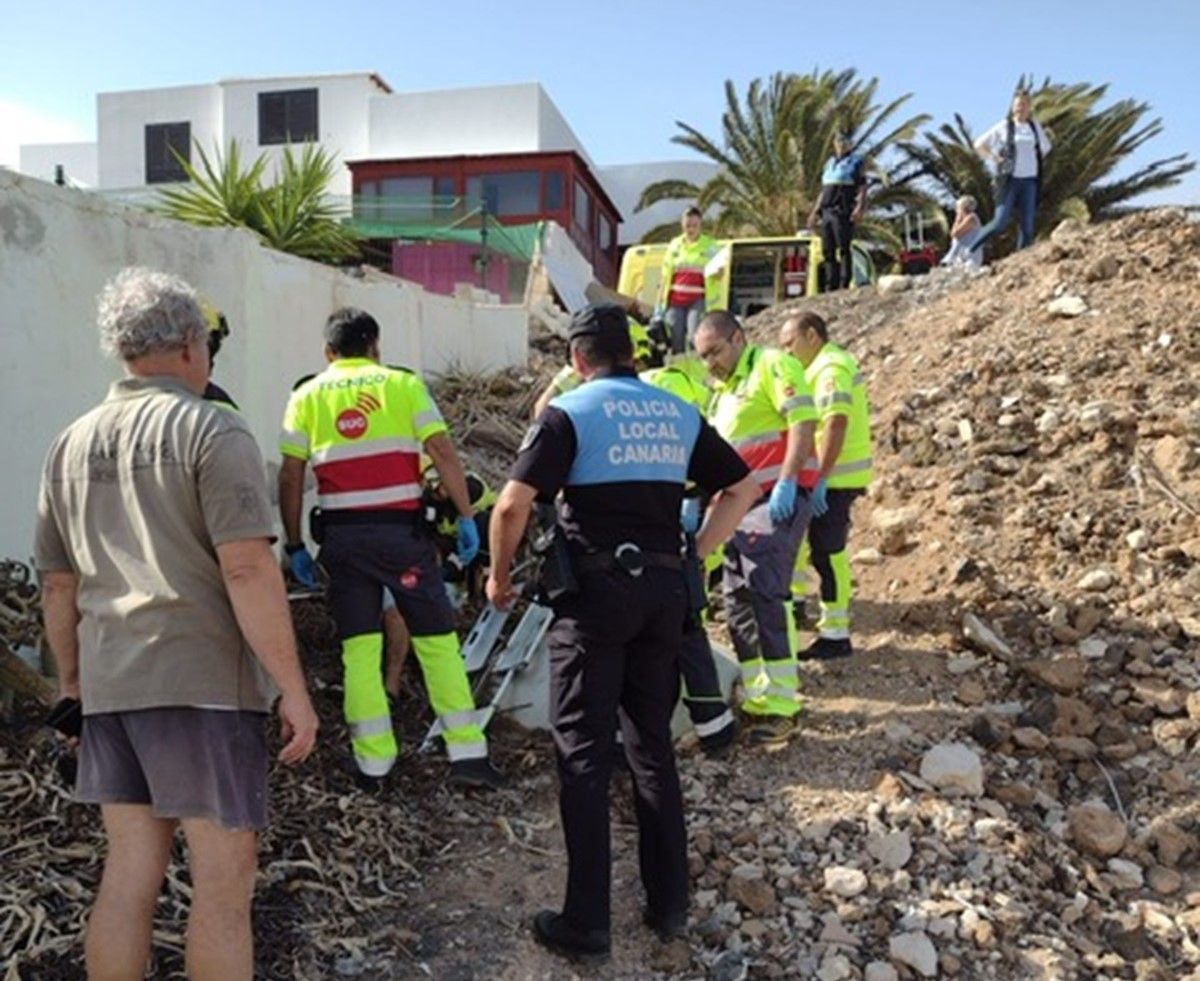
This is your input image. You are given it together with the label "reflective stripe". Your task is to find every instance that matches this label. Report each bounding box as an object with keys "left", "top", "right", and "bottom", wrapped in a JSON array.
[
  {"left": 350, "top": 715, "right": 394, "bottom": 739},
  {"left": 815, "top": 392, "right": 853, "bottom": 409},
  {"left": 440, "top": 709, "right": 482, "bottom": 732},
  {"left": 318, "top": 485, "right": 422, "bottom": 509},
  {"left": 829, "top": 457, "right": 873, "bottom": 476},
  {"left": 354, "top": 753, "right": 396, "bottom": 777},
  {"left": 819, "top": 626, "right": 851, "bottom": 640},
  {"left": 413, "top": 409, "right": 443, "bottom": 432},
  {"left": 781, "top": 394, "right": 815, "bottom": 413},
  {"left": 819, "top": 608, "right": 849, "bottom": 620},
  {"left": 766, "top": 683, "right": 797, "bottom": 699},
  {"left": 755, "top": 465, "right": 782, "bottom": 486},
  {"left": 694, "top": 709, "right": 735, "bottom": 738},
  {"left": 312, "top": 436, "right": 422, "bottom": 465},
  {"left": 445, "top": 740, "right": 488, "bottom": 761},
  {"left": 730, "top": 432, "right": 782, "bottom": 453},
  {"left": 764, "top": 662, "right": 797, "bottom": 681},
  {"left": 280, "top": 428, "right": 310, "bottom": 451}
]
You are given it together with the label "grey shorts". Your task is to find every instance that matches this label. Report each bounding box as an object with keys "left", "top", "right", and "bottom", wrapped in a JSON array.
[{"left": 76, "top": 707, "right": 270, "bottom": 830}]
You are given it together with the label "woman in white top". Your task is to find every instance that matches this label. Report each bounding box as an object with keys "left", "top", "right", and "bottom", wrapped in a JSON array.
[{"left": 971, "top": 91, "right": 1051, "bottom": 255}]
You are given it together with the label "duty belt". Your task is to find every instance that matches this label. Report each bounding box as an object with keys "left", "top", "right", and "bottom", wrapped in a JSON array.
[
  {"left": 321, "top": 508, "right": 419, "bottom": 527},
  {"left": 575, "top": 543, "right": 682, "bottom": 578}
]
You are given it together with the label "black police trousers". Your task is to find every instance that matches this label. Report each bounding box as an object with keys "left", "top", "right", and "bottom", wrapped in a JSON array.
[
  {"left": 821, "top": 210, "right": 855, "bottom": 291},
  {"left": 548, "top": 564, "right": 689, "bottom": 933}
]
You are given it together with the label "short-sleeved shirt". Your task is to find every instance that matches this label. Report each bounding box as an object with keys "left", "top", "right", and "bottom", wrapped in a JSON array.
[
  {"left": 512, "top": 368, "right": 748, "bottom": 554},
  {"left": 979, "top": 118, "right": 1050, "bottom": 179},
  {"left": 819, "top": 154, "right": 866, "bottom": 214},
  {"left": 35, "top": 375, "right": 276, "bottom": 714}
]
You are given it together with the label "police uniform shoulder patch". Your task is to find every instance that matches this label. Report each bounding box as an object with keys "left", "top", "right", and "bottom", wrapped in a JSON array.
[{"left": 518, "top": 423, "right": 542, "bottom": 453}]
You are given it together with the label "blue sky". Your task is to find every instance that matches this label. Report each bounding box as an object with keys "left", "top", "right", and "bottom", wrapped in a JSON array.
[{"left": 2, "top": 0, "right": 1196, "bottom": 204}]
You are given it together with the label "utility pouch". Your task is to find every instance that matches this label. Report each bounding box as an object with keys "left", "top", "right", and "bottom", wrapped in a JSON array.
[
  {"left": 308, "top": 506, "right": 325, "bottom": 546},
  {"left": 533, "top": 503, "right": 578, "bottom": 601}
]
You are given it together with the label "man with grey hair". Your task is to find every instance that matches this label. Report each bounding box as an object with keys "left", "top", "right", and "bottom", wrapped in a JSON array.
[{"left": 35, "top": 267, "right": 319, "bottom": 980}]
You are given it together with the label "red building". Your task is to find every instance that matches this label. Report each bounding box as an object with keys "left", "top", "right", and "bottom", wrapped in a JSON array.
[{"left": 347, "top": 150, "right": 623, "bottom": 289}]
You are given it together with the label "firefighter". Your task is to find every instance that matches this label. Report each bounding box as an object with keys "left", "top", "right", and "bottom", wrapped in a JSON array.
[
  {"left": 693, "top": 310, "right": 822, "bottom": 742},
  {"left": 486, "top": 303, "right": 757, "bottom": 960},
  {"left": 780, "top": 312, "right": 874, "bottom": 660},
  {"left": 656, "top": 207, "right": 721, "bottom": 354},
  {"left": 422, "top": 463, "right": 498, "bottom": 604},
  {"left": 199, "top": 299, "right": 238, "bottom": 410},
  {"left": 278, "top": 308, "right": 505, "bottom": 791},
  {"left": 807, "top": 131, "right": 867, "bottom": 293}
]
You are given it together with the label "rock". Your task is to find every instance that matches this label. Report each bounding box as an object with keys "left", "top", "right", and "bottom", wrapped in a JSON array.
[
  {"left": 1036, "top": 409, "right": 1061, "bottom": 434},
  {"left": 1078, "top": 637, "right": 1108, "bottom": 660},
  {"left": 651, "top": 939, "right": 692, "bottom": 974},
  {"left": 1051, "top": 217, "right": 1085, "bottom": 243},
  {"left": 1051, "top": 696, "right": 1099, "bottom": 738},
  {"left": 1077, "top": 568, "right": 1116, "bottom": 591},
  {"left": 1048, "top": 295, "right": 1088, "bottom": 317},
  {"left": 1152, "top": 821, "right": 1194, "bottom": 868},
  {"left": 711, "top": 950, "right": 749, "bottom": 981},
  {"left": 873, "top": 507, "right": 922, "bottom": 555},
  {"left": 1189, "top": 691, "right": 1200, "bottom": 721},
  {"left": 1012, "top": 726, "right": 1050, "bottom": 751},
  {"left": 824, "top": 866, "right": 869, "bottom": 898},
  {"left": 854, "top": 547, "right": 883, "bottom": 566},
  {"left": 1051, "top": 735, "right": 1097, "bottom": 760},
  {"left": 1130, "top": 677, "right": 1187, "bottom": 715},
  {"left": 956, "top": 678, "right": 987, "bottom": 706},
  {"left": 865, "top": 963, "right": 899, "bottom": 981},
  {"left": 919, "top": 742, "right": 984, "bottom": 797},
  {"left": 1148, "top": 866, "right": 1183, "bottom": 896},
  {"left": 817, "top": 952, "right": 853, "bottom": 981},
  {"left": 1107, "top": 858, "right": 1145, "bottom": 890},
  {"left": 818, "top": 914, "right": 859, "bottom": 948},
  {"left": 889, "top": 930, "right": 939, "bottom": 977},
  {"left": 1069, "top": 802, "right": 1127, "bottom": 858},
  {"left": 962, "top": 613, "right": 1013, "bottom": 662},
  {"left": 1086, "top": 254, "right": 1121, "bottom": 282},
  {"left": 878, "top": 274, "right": 914, "bottom": 294},
  {"left": 1127, "top": 528, "right": 1150, "bottom": 551},
  {"left": 1023, "top": 657, "right": 1087, "bottom": 695},
  {"left": 727, "top": 867, "right": 778, "bottom": 916},
  {"left": 867, "top": 830, "right": 913, "bottom": 871},
  {"left": 1078, "top": 401, "right": 1115, "bottom": 433},
  {"left": 875, "top": 772, "right": 906, "bottom": 800},
  {"left": 1152, "top": 718, "right": 1199, "bottom": 756}
]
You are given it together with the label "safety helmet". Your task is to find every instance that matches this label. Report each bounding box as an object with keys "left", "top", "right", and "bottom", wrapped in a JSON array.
[
  {"left": 628, "top": 319, "right": 653, "bottom": 363},
  {"left": 199, "top": 298, "right": 230, "bottom": 361}
]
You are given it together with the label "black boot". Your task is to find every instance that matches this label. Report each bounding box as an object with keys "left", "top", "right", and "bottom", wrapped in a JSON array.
[
  {"left": 699, "top": 718, "right": 738, "bottom": 758},
  {"left": 798, "top": 637, "right": 853, "bottom": 661},
  {"left": 532, "top": 910, "right": 610, "bottom": 962},
  {"left": 643, "top": 907, "right": 688, "bottom": 942},
  {"left": 448, "top": 757, "right": 508, "bottom": 790}
]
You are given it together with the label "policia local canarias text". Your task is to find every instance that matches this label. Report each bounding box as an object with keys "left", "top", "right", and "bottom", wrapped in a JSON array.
[{"left": 603, "top": 397, "right": 688, "bottom": 465}]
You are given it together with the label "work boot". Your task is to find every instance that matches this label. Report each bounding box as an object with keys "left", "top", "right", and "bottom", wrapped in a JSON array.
[
  {"left": 699, "top": 719, "right": 738, "bottom": 759},
  {"left": 448, "top": 757, "right": 508, "bottom": 791},
  {"left": 532, "top": 910, "right": 610, "bottom": 963},
  {"left": 799, "top": 637, "right": 853, "bottom": 662},
  {"left": 350, "top": 768, "right": 387, "bottom": 796},
  {"left": 643, "top": 907, "right": 688, "bottom": 942},
  {"left": 745, "top": 714, "right": 797, "bottom": 745}
]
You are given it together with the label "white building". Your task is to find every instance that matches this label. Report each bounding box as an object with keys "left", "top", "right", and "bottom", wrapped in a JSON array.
[{"left": 19, "top": 73, "right": 710, "bottom": 245}]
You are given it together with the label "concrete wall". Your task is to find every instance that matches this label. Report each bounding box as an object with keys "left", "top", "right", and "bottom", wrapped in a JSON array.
[
  {"left": 0, "top": 170, "right": 526, "bottom": 561},
  {"left": 597, "top": 160, "right": 719, "bottom": 245},
  {"left": 98, "top": 84, "right": 222, "bottom": 189},
  {"left": 18, "top": 142, "right": 99, "bottom": 188},
  {"left": 368, "top": 83, "right": 545, "bottom": 160}
]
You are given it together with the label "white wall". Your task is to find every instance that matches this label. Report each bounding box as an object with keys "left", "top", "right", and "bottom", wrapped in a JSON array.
[
  {"left": 0, "top": 170, "right": 526, "bottom": 561},
  {"left": 219, "top": 75, "right": 380, "bottom": 197},
  {"left": 368, "top": 83, "right": 544, "bottom": 160},
  {"left": 598, "top": 160, "right": 719, "bottom": 244},
  {"left": 18, "top": 142, "right": 99, "bottom": 188},
  {"left": 98, "top": 84, "right": 222, "bottom": 189}
]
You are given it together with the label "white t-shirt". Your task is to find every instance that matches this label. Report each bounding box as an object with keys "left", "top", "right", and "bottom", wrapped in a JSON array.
[{"left": 980, "top": 119, "right": 1051, "bottom": 179}]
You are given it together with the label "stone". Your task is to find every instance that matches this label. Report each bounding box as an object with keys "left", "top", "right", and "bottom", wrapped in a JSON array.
[
  {"left": 1152, "top": 821, "right": 1194, "bottom": 868},
  {"left": 865, "top": 963, "right": 899, "bottom": 981},
  {"left": 1148, "top": 866, "right": 1182, "bottom": 896},
  {"left": 1048, "top": 294, "right": 1088, "bottom": 317},
  {"left": 962, "top": 613, "right": 1014, "bottom": 661},
  {"left": 1127, "top": 528, "right": 1150, "bottom": 551},
  {"left": 727, "top": 867, "right": 778, "bottom": 916},
  {"left": 1079, "top": 637, "right": 1109, "bottom": 660},
  {"left": 817, "top": 953, "right": 853, "bottom": 981},
  {"left": 1077, "top": 568, "right": 1116, "bottom": 591},
  {"left": 889, "top": 930, "right": 939, "bottom": 977},
  {"left": 1023, "top": 657, "right": 1087, "bottom": 695},
  {"left": 919, "top": 742, "right": 984, "bottom": 797},
  {"left": 1078, "top": 401, "right": 1115, "bottom": 433},
  {"left": 824, "top": 866, "right": 869, "bottom": 898},
  {"left": 1051, "top": 736, "right": 1097, "bottom": 760},
  {"left": 1085, "top": 254, "right": 1121, "bottom": 282},
  {"left": 878, "top": 274, "right": 914, "bottom": 294},
  {"left": 1130, "top": 677, "right": 1187, "bottom": 715},
  {"left": 1188, "top": 691, "right": 1200, "bottom": 720},
  {"left": 1107, "top": 858, "right": 1145, "bottom": 890},
  {"left": 875, "top": 772, "right": 906, "bottom": 800},
  {"left": 854, "top": 547, "right": 883, "bottom": 566},
  {"left": 1012, "top": 727, "right": 1050, "bottom": 751},
  {"left": 1069, "top": 802, "right": 1127, "bottom": 858},
  {"left": 956, "top": 678, "right": 987, "bottom": 706},
  {"left": 873, "top": 507, "right": 922, "bottom": 555},
  {"left": 1051, "top": 696, "right": 1099, "bottom": 738},
  {"left": 867, "top": 830, "right": 913, "bottom": 871},
  {"left": 651, "top": 939, "right": 692, "bottom": 974},
  {"left": 1152, "top": 718, "right": 1198, "bottom": 756}
]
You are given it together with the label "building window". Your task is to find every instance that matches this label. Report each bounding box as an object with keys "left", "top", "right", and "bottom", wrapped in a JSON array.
[
  {"left": 466, "top": 171, "right": 541, "bottom": 216},
  {"left": 145, "top": 122, "right": 191, "bottom": 184},
  {"left": 544, "top": 170, "right": 564, "bottom": 210},
  {"left": 258, "top": 88, "right": 318, "bottom": 145},
  {"left": 573, "top": 179, "right": 591, "bottom": 233},
  {"left": 597, "top": 213, "right": 614, "bottom": 254},
  {"left": 434, "top": 176, "right": 456, "bottom": 198}
]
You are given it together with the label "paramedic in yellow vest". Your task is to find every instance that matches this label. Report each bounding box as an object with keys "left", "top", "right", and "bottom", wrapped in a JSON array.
[
  {"left": 694, "top": 310, "right": 822, "bottom": 743},
  {"left": 657, "top": 207, "right": 721, "bottom": 354},
  {"left": 278, "top": 308, "right": 505, "bottom": 791},
  {"left": 780, "top": 312, "right": 873, "bottom": 660},
  {"left": 531, "top": 320, "right": 659, "bottom": 418}
]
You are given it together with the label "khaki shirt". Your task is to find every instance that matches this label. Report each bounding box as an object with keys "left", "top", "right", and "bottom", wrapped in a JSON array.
[{"left": 35, "top": 376, "right": 276, "bottom": 714}]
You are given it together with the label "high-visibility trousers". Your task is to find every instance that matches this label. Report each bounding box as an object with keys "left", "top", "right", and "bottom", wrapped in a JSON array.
[{"left": 791, "top": 488, "right": 862, "bottom": 641}]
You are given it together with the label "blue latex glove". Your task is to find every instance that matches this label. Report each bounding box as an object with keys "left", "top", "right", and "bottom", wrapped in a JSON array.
[
  {"left": 680, "top": 498, "right": 701, "bottom": 534},
  {"left": 289, "top": 546, "right": 319, "bottom": 589},
  {"left": 768, "top": 477, "right": 798, "bottom": 524},
  {"left": 456, "top": 516, "right": 481, "bottom": 565},
  {"left": 809, "top": 478, "right": 829, "bottom": 518}
]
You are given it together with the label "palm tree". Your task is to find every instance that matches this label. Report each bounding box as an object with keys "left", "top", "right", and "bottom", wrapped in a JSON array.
[
  {"left": 156, "top": 140, "right": 361, "bottom": 265},
  {"left": 898, "top": 78, "right": 1194, "bottom": 257},
  {"left": 635, "top": 69, "right": 938, "bottom": 254}
]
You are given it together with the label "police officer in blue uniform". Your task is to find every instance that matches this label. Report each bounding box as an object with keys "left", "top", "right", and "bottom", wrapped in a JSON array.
[
  {"left": 807, "top": 131, "right": 868, "bottom": 292},
  {"left": 487, "top": 303, "right": 758, "bottom": 962}
]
